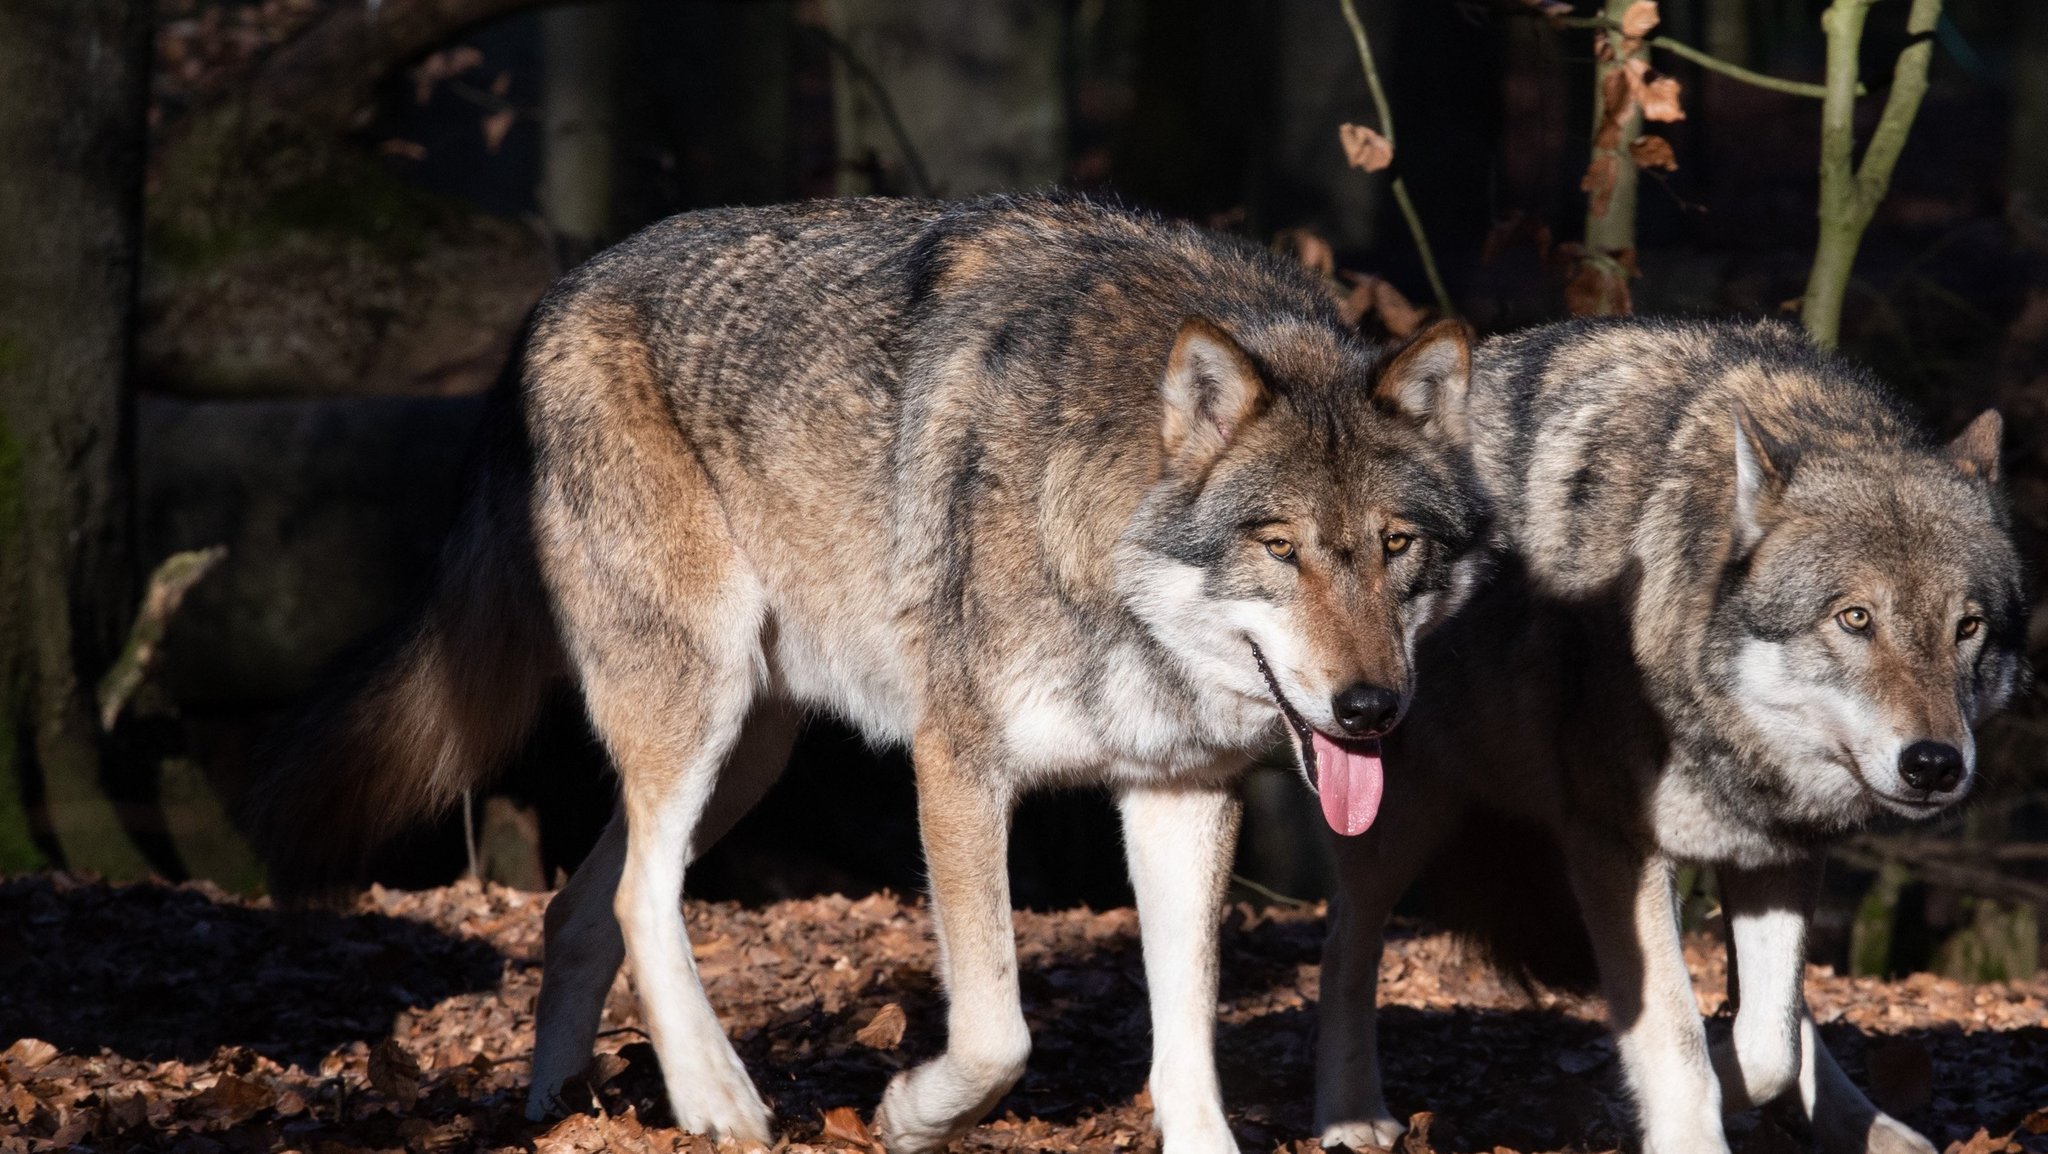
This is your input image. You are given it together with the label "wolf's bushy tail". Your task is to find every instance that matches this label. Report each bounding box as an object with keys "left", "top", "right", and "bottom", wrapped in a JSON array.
[{"left": 249, "top": 394, "right": 565, "bottom": 898}]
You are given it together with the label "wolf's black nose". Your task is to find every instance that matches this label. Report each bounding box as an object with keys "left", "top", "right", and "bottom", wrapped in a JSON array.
[
  {"left": 1333, "top": 684, "right": 1400, "bottom": 738},
  {"left": 1899, "top": 741, "right": 1964, "bottom": 793}
]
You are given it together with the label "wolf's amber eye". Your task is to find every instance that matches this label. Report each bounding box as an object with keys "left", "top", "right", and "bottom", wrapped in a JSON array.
[
  {"left": 1264, "top": 538, "right": 1296, "bottom": 562},
  {"left": 1836, "top": 606, "right": 1872, "bottom": 633},
  {"left": 1383, "top": 533, "right": 1413, "bottom": 557},
  {"left": 1958, "top": 616, "right": 1983, "bottom": 642}
]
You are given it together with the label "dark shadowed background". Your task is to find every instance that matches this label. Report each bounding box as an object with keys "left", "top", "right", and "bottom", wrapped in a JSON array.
[{"left": 5, "top": 0, "right": 2048, "bottom": 983}]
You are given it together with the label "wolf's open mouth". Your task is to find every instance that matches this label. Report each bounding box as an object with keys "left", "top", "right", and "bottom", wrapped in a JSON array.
[{"left": 1248, "top": 642, "right": 1385, "bottom": 837}]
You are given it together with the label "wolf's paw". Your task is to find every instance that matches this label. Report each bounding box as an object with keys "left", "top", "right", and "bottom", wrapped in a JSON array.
[
  {"left": 1320, "top": 1116, "right": 1405, "bottom": 1150},
  {"left": 1158, "top": 1109, "right": 1240, "bottom": 1154},
  {"left": 662, "top": 1043, "right": 773, "bottom": 1149},
  {"left": 874, "top": 1049, "right": 1023, "bottom": 1154},
  {"left": 1862, "top": 1113, "right": 1937, "bottom": 1154}
]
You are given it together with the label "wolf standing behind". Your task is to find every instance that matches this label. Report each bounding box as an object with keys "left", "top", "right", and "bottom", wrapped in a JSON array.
[
  {"left": 250, "top": 194, "right": 1493, "bottom": 1153},
  {"left": 1316, "top": 317, "right": 2026, "bottom": 1154}
]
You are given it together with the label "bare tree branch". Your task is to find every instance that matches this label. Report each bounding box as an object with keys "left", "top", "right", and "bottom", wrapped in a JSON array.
[{"left": 1800, "top": 0, "right": 1943, "bottom": 348}]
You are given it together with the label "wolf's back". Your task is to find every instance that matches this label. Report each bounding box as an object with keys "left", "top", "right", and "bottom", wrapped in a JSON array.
[{"left": 1466, "top": 317, "right": 1914, "bottom": 599}]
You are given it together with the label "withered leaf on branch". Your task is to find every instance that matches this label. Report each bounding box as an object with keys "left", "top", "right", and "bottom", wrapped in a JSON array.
[
  {"left": 1512, "top": 0, "right": 1575, "bottom": 17},
  {"left": 481, "top": 108, "right": 516, "bottom": 155},
  {"left": 1581, "top": 152, "right": 1621, "bottom": 218},
  {"left": 1278, "top": 229, "right": 1336, "bottom": 278},
  {"left": 1630, "top": 134, "right": 1678, "bottom": 172},
  {"left": 1619, "top": 1, "right": 1661, "bottom": 39},
  {"left": 1565, "top": 256, "right": 1633, "bottom": 318},
  {"left": 412, "top": 46, "right": 484, "bottom": 105},
  {"left": 1338, "top": 274, "right": 1424, "bottom": 337},
  {"left": 1339, "top": 123, "right": 1394, "bottom": 173},
  {"left": 1642, "top": 76, "right": 1686, "bottom": 122}
]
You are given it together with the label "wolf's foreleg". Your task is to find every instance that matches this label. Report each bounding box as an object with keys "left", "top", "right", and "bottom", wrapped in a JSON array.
[
  {"left": 874, "top": 723, "right": 1031, "bottom": 1154},
  {"left": 1569, "top": 838, "right": 1729, "bottom": 1154},
  {"left": 528, "top": 702, "right": 801, "bottom": 1120},
  {"left": 1314, "top": 794, "right": 1451, "bottom": 1150},
  {"left": 1714, "top": 861, "right": 1932, "bottom": 1153},
  {"left": 1118, "top": 780, "right": 1242, "bottom": 1154},
  {"left": 1712, "top": 858, "right": 1819, "bottom": 1111},
  {"left": 1800, "top": 1015, "right": 1937, "bottom": 1154}
]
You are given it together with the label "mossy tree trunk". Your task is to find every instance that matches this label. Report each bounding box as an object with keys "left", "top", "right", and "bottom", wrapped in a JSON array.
[{"left": 0, "top": 0, "right": 158, "bottom": 876}]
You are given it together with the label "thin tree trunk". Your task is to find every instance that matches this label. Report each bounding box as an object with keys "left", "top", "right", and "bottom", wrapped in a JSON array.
[
  {"left": 0, "top": 0, "right": 157, "bottom": 876},
  {"left": 541, "top": 2, "right": 621, "bottom": 266},
  {"left": 1800, "top": 0, "right": 1942, "bottom": 348},
  {"left": 1584, "top": 0, "right": 1646, "bottom": 260}
]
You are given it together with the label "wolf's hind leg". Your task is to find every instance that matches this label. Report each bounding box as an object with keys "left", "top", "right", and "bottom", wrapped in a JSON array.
[
  {"left": 1569, "top": 838, "right": 1728, "bottom": 1154},
  {"left": 527, "top": 699, "right": 801, "bottom": 1120},
  {"left": 1314, "top": 791, "right": 1453, "bottom": 1150},
  {"left": 1119, "top": 779, "right": 1242, "bottom": 1154},
  {"left": 874, "top": 722, "right": 1030, "bottom": 1154}
]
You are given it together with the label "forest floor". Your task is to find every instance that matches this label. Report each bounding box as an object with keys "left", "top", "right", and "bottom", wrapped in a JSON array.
[{"left": 1, "top": 873, "right": 2044, "bottom": 1154}]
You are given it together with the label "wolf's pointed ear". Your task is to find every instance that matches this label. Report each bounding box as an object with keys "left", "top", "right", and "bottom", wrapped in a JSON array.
[
  {"left": 1945, "top": 409, "right": 2002, "bottom": 485},
  {"left": 1732, "top": 403, "right": 1795, "bottom": 548},
  {"left": 1160, "top": 317, "right": 1268, "bottom": 471},
  {"left": 1373, "top": 319, "right": 1473, "bottom": 443}
]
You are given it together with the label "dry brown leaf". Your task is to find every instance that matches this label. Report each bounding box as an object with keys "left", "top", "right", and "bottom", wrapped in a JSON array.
[
  {"left": 855, "top": 1003, "right": 907, "bottom": 1050},
  {"left": 1619, "top": 1, "right": 1660, "bottom": 39},
  {"left": 0, "top": 1041, "right": 55, "bottom": 1075},
  {"left": 481, "top": 108, "right": 516, "bottom": 155},
  {"left": 1581, "top": 152, "right": 1620, "bottom": 218},
  {"left": 2023, "top": 1107, "right": 2048, "bottom": 1134},
  {"left": 1642, "top": 75, "right": 1686, "bottom": 122},
  {"left": 101, "top": 1092, "right": 147, "bottom": 1133},
  {"left": 1339, "top": 123, "right": 1394, "bottom": 173},
  {"left": 1516, "top": 0, "right": 1575, "bottom": 17},
  {"left": 536, "top": 1113, "right": 610, "bottom": 1154},
  {"left": 1945, "top": 1130, "right": 2023, "bottom": 1154},
  {"left": 821, "top": 1104, "right": 881, "bottom": 1150},
  {"left": 1630, "top": 134, "right": 1678, "bottom": 172},
  {"left": 191, "top": 1074, "right": 275, "bottom": 1129},
  {"left": 1400, "top": 1110, "right": 1436, "bottom": 1154},
  {"left": 367, "top": 1038, "right": 421, "bottom": 1111}
]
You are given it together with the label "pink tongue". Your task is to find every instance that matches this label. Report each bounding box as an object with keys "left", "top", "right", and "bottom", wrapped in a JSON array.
[{"left": 1312, "top": 732, "right": 1384, "bottom": 836}]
